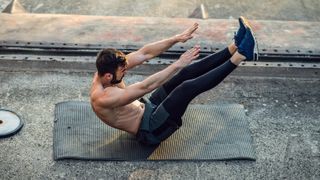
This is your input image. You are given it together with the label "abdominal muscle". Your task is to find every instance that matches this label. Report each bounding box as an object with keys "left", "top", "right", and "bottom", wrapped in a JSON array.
[{"left": 92, "top": 100, "right": 145, "bottom": 135}]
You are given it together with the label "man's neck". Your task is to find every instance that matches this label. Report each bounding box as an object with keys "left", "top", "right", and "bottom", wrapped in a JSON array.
[
  {"left": 100, "top": 78, "right": 111, "bottom": 89},
  {"left": 101, "top": 79, "right": 125, "bottom": 89},
  {"left": 116, "top": 81, "right": 126, "bottom": 89}
]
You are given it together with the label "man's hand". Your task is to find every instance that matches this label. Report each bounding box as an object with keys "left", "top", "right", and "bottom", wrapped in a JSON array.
[
  {"left": 175, "top": 23, "right": 199, "bottom": 43},
  {"left": 176, "top": 45, "right": 201, "bottom": 68},
  {"left": 126, "top": 23, "right": 199, "bottom": 69}
]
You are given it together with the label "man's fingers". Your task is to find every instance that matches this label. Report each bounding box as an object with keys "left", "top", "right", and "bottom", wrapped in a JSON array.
[
  {"left": 187, "top": 45, "right": 200, "bottom": 51},
  {"left": 187, "top": 23, "right": 199, "bottom": 35},
  {"left": 193, "top": 54, "right": 200, "bottom": 60},
  {"left": 189, "top": 25, "right": 198, "bottom": 34},
  {"left": 191, "top": 23, "right": 199, "bottom": 30},
  {"left": 192, "top": 48, "right": 200, "bottom": 56},
  {"left": 186, "top": 45, "right": 200, "bottom": 56}
]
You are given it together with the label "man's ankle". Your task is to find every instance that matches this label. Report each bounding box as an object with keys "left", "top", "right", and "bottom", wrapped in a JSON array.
[
  {"left": 228, "top": 43, "right": 237, "bottom": 55},
  {"left": 230, "top": 51, "right": 245, "bottom": 65}
]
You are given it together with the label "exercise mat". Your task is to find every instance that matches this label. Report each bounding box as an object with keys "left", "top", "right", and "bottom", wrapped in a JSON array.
[{"left": 53, "top": 101, "right": 255, "bottom": 161}]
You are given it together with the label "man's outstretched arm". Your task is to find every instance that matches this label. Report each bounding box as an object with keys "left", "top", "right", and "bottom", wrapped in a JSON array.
[{"left": 126, "top": 23, "right": 199, "bottom": 69}]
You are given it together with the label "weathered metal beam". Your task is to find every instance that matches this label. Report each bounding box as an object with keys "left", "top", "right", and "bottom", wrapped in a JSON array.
[{"left": 1, "top": 40, "right": 320, "bottom": 62}]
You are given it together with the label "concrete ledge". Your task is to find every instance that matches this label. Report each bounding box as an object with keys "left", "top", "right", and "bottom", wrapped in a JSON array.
[{"left": 0, "top": 13, "right": 320, "bottom": 51}]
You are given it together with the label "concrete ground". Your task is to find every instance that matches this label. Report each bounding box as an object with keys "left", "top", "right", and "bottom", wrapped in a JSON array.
[{"left": 0, "top": 65, "right": 319, "bottom": 179}]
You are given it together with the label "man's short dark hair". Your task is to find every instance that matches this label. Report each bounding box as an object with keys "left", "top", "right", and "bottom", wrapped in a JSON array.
[{"left": 96, "top": 48, "right": 127, "bottom": 76}]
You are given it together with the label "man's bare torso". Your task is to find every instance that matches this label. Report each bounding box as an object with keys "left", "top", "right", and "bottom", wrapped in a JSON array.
[{"left": 90, "top": 78, "right": 145, "bottom": 135}]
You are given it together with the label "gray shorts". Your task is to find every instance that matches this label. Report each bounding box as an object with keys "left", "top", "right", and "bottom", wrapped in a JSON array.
[{"left": 136, "top": 97, "right": 179, "bottom": 145}]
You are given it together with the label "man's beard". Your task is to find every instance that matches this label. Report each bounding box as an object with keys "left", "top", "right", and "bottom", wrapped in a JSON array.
[{"left": 110, "top": 74, "right": 124, "bottom": 84}]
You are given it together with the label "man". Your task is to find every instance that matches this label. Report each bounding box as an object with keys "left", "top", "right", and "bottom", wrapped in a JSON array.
[{"left": 90, "top": 16, "right": 256, "bottom": 145}]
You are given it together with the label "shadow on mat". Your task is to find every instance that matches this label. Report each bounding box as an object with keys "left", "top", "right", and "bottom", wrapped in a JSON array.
[{"left": 82, "top": 132, "right": 159, "bottom": 160}]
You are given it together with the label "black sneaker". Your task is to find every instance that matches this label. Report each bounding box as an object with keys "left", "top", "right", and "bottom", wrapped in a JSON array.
[
  {"left": 240, "top": 16, "right": 253, "bottom": 30},
  {"left": 234, "top": 16, "right": 247, "bottom": 47},
  {"left": 238, "top": 28, "right": 256, "bottom": 61}
]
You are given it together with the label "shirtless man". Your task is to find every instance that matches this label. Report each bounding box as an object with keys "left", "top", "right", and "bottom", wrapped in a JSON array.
[{"left": 90, "top": 17, "right": 256, "bottom": 145}]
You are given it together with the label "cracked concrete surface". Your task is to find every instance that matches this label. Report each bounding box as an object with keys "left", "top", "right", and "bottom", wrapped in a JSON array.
[{"left": 0, "top": 68, "right": 319, "bottom": 179}]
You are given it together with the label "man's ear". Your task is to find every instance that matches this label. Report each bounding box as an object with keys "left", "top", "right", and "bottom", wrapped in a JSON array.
[{"left": 103, "top": 73, "right": 113, "bottom": 81}]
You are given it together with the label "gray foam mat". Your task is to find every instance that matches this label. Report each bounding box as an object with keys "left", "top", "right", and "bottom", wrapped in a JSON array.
[{"left": 53, "top": 101, "right": 255, "bottom": 161}]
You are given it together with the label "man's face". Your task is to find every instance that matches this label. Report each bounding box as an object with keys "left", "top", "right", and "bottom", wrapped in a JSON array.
[{"left": 110, "top": 65, "right": 127, "bottom": 84}]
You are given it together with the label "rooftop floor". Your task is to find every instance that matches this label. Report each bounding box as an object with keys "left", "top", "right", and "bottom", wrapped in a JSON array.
[{"left": 0, "top": 65, "right": 319, "bottom": 179}]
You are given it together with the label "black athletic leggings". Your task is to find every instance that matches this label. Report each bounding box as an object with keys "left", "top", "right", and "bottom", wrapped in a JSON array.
[{"left": 149, "top": 48, "right": 236, "bottom": 126}]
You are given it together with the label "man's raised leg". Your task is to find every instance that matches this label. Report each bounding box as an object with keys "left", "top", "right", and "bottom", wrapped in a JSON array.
[
  {"left": 151, "top": 52, "right": 245, "bottom": 141},
  {"left": 149, "top": 43, "right": 237, "bottom": 105},
  {"left": 162, "top": 52, "right": 245, "bottom": 122}
]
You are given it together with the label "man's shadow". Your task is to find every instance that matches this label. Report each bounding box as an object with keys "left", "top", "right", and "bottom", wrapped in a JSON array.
[{"left": 86, "top": 132, "right": 159, "bottom": 160}]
